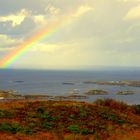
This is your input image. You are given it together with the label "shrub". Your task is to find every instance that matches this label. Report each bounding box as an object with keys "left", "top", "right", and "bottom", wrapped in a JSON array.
[
  {"left": 81, "top": 128, "right": 88, "bottom": 135},
  {"left": 49, "top": 116, "right": 56, "bottom": 121},
  {"left": 22, "top": 126, "right": 33, "bottom": 135},
  {"left": 38, "top": 112, "right": 56, "bottom": 121},
  {"left": 117, "top": 119, "right": 125, "bottom": 124},
  {"left": 0, "top": 122, "right": 11, "bottom": 132},
  {"left": 0, "top": 122, "right": 22, "bottom": 134},
  {"left": 42, "top": 122, "right": 54, "bottom": 130},
  {"left": 67, "top": 125, "right": 80, "bottom": 134},
  {"left": 95, "top": 98, "right": 128, "bottom": 111},
  {"left": 80, "top": 112, "right": 87, "bottom": 118},
  {"left": 36, "top": 106, "right": 45, "bottom": 114},
  {"left": 108, "top": 114, "right": 118, "bottom": 121},
  {"left": 69, "top": 115, "right": 76, "bottom": 119},
  {"left": 28, "top": 122, "right": 36, "bottom": 128},
  {"left": 134, "top": 105, "right": 140, "bottom": 114},
  {"left": 10, "top": 123, "right": 22, "bottom": 134},
  {"left": 38, "top": 112, "right": 49, "bottom": 118}
]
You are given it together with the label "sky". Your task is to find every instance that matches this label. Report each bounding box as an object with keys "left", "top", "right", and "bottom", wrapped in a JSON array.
[{"left": 0, "top": 0, "right": 140, "bottom": 70}]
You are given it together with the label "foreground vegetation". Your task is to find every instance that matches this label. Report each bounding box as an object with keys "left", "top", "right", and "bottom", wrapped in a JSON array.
[{"left": 0, "top": 99, "right": 140, "bottom": 140}]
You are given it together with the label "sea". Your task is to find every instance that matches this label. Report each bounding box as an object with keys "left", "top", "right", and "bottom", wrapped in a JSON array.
[{"left": 0, "top": 68, "right": 140, "bottom": 104}]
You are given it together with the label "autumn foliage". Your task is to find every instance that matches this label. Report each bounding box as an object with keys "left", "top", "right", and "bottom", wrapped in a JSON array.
[{"left": 0, "top": 99, "right": 140, "bottom": 140}]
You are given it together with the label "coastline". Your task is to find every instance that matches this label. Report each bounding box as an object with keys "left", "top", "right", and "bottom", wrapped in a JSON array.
[{"left": 0, "top": 89, "right": 139, "bottom": 105}]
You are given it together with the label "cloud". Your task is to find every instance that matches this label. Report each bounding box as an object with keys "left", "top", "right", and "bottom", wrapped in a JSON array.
[
  {"left": 31, "top": 42, "right": 79, "bottom": 56},
  {"left": 0, "top": 34, "right": 22, "bottom": 52},
  {"left": 48, "top": 6, "right": 60, "bottom": 15},
  {"left": 74, "top": 5, "right": 93, "bottom": 17},
  {"left": 1, "top": 0, "right": 140, "bottom": 69},
  {"left": 0, "top": 34, "right": 17, "bottom": 47},
  {"left": 32, "top": 15, "right": 46, "bottom": 25},
  {"left": 124, "top": 4, "right": 140, "bottom": 20},
  {"left": 32, "top": 5, "right": 61, "bottom": 25},
  {"left": 118, "top": 0, "right": 140, "bottom": 2},
  {"left": 31, "top": 43, "right": 60, "bottom": 53},
  {"left": 0, "top": 9, "right": 28, "bottom": 27},
  {"left": 19, "top": 41, "right": 99, "bottom": 69}
]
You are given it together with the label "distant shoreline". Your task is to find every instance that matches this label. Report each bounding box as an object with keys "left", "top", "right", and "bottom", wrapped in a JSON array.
[{"left": 0, "top": 87, "right": 139, "bottom": 105}]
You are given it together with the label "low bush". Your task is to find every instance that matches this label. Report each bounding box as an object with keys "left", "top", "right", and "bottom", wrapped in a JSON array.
[
  {"left": 42, "top": 122, "right": 54, "bottom": 130},
  {"left": 22, "top": 126, "right": 33, "bottom": 135},
  {"left": 134, "top": 105, "right": 140, "bottom": 114},
  {"left": 0, "top": 122, "right": 22, "bottom": 134},
  {"left": 95, "top": 98, "right": 128, "bottom": 111},
  {"left": 81, "top": 128, "right": 88, "bottom": 135},
  {"left": 36, "top": 106, "right": 45, "bottom": 114},
  {"left": 67, "top": 125, "right": 80, "bottom": 134}
]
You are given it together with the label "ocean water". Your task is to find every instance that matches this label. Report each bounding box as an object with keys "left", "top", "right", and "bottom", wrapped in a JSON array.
[{"left": 0, "top": 69, "right": 140, "bottom": 104}]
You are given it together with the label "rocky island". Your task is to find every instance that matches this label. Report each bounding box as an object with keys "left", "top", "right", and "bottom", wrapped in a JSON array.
[
  {"left": 85, "top": 89, "right": 109, "bottom": 95},
  {"left": 117, "top": 91, "right": 135, "bottom": 95},
  {"left": 0, "top": 90, "right": 88, "bottom": 100},
  {"left": 83, "top": 80, "right": 140, "bottom": 87}
]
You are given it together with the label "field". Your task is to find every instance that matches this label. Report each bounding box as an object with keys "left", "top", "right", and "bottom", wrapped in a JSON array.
[{"left": 0, "top": 99, "right": 140, "bottom": 140}]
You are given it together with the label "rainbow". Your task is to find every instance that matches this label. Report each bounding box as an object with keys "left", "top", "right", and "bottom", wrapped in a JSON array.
[{"left": 0, "top": 13, "right": 74, "bottom": 68}]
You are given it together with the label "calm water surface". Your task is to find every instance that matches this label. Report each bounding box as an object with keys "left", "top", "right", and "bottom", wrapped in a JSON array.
[{"left": 0, "top": 69, "right": 140, "bottom": 104}]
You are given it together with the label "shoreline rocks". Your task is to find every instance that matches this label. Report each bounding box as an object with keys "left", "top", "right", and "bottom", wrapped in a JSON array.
[
  {"left": 0, "top": 90, "right": 22, "bottom": 99},
  {"left": 0, "top": 90, "right": 88, "bottom": 100},
  {"left": 0, "top": 88, "right": 137, "bottom": 101}
]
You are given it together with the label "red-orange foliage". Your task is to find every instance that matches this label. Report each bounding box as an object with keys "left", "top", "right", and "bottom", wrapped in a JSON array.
[{"left": 0, "top": 99, "right": 140, "bottom": 140}]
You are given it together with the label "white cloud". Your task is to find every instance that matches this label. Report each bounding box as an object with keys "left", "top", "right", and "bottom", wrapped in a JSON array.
[
  {"left": 1, "top": 0, "right": 140, "bottom": 69},
  {"left": 31, "top": 42, "right": 77, "bottom": 55},
  {"left": 74, "top": 5, "right": 94, "bottom": 17},
  {"left": 0, "top": 34, "right": 22, "bottom": 51},
  {"left": 0, "top": 34, "right": 16, "bottom": 46},
  {"left": 118, "top": 0, "right": 140, "bottom": 2},
  {"left": 31, "top": 43, "right": 59, "bottom": 53},
  {"left": 31, "top": 6, "right": 61, "bottom": 26},
  {"left": 25, "top": 41, "right": 98, "bottom": 69},
  {"left": 48, "top": 6, "right": 60, "bottom": 15},
  {"left": 0, "top": 9, "right": 29, "bottom": 27},
  {"left": 124, "top": 4, "right": 140, "bottom": 20},
  {"left": 32, "top": 15, "right": 46, "bottom": 25}
]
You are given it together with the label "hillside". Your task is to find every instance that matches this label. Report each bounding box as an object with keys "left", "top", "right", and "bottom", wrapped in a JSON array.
[{"left": 0, "top": 99, "right": 140, "bottom": 140}]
